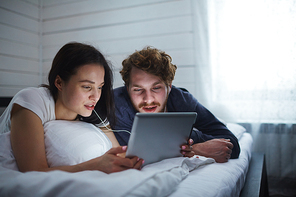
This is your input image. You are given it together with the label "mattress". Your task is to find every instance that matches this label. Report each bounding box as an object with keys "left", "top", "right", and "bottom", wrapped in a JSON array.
[{"left": 0, "top": 129, "right": 252, "bottom": 197}]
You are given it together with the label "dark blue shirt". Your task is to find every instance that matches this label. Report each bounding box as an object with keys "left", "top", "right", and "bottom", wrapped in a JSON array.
[{"left": 112, "top": 86, "right": 240, "bottom": 158}]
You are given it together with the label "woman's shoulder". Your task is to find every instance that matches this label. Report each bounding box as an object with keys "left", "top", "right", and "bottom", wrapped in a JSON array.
[
  {"left": 0, "top": 87, "right": 54, "bottom": 134},
  {"left": 15, "top": 87, "right": 52, "bottom": 103},
  {"left": 17, "top": 86, "right": 48, "bottom": 96},
  {"left": 13, "top": 87, "right": 55, "bottom": 123}
]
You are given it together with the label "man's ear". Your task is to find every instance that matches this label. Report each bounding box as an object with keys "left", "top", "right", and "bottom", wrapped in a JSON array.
[
  {"left": 168, "top": 83, "right": 172, "bottom": 93},
  {"left": 54, "top": 75, "right": 63, "bottom": 91}
]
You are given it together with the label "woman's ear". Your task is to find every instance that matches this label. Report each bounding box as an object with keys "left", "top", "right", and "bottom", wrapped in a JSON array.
[{"left": 54, "top": 75, "right": 63, "bottom": 91}]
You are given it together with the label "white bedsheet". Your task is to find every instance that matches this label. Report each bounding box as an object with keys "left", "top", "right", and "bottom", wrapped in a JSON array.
[
  {"left": 0, "top": 133, "right": 252, "bottom": 197},
  {"left": 169, "top": 132, "right": 253, "bottom": 197}
]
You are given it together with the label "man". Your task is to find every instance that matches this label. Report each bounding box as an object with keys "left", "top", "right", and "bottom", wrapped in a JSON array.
[{"left": 111, "top": 47, "right": 240, "bottom": 163}]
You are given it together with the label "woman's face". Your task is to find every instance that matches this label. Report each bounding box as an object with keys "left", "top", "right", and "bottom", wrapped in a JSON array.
[{"left": 55, "top": 64, "right": 105, "bottom": 120}]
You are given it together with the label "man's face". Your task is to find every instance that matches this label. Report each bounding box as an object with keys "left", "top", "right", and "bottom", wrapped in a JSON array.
[{"left": 127, "top": 66, "right": 171, "bottom": 113}]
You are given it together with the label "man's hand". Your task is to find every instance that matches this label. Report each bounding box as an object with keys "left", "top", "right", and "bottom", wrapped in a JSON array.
[
  {"left": 181, "top": 139, "right": 195, "bottom": 158},
  {"left": 192, "top": 139, "right": 233, "bottom": 163}
]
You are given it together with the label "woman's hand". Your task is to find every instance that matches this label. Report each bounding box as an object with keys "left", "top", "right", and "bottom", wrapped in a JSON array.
[
  {"left": 181, "top": 138, "right": 195, "bottom": 158},
  {"left": 79, "top": 146, "right": 144, "bottom": 174}
]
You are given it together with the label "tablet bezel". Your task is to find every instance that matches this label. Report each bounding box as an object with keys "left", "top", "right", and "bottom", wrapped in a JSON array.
[{"left": 126, "top": 112, "right": 197, "bottom": 166}]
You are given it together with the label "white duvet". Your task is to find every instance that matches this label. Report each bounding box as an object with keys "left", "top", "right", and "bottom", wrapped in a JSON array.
[
  {"left": 0, "top": 123, "right": 252, "bottom": 197},
  {"left": 0, "top": 156, "right": 214, "bottom": 197}
]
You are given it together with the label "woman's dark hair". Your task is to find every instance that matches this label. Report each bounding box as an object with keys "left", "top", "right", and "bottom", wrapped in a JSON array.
[{"left": 44, "top": 42, "right": 115, "bottom": 125}]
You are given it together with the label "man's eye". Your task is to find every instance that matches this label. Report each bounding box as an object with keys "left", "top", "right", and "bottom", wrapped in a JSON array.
[
  {"left": 153, "top": 86, "right": 161, "bottom": 91},
  {"left": 134, "top": 88, "right": 142, "bottom": 92}
]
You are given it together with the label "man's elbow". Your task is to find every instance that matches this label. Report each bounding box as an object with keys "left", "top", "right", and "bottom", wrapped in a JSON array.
[{"left": 230, "top": 144, "right": 241, "bottom": 159}]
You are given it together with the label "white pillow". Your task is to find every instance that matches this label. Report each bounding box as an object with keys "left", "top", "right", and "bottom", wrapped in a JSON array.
[
  {"left": 226, "top": 123, "right": 246, "bottom": 140},
  {"left": 44, "top": 120, "right": 112, "bottom": 167}
]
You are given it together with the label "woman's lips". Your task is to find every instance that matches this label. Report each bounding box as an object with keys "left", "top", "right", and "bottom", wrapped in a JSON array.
[{"left": 85, "top": 104, "right": 95, "bottom": 111}]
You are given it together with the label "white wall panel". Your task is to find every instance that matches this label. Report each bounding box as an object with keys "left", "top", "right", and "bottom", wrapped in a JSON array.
[
  {"left": 0, "top": 0, "right": 39, "bottom": 19},
  {"left": 24, "top": 0, "right": 39, "bottom": 6},
  {"left": 43, "top": 32, "right": 194, "bottom": 61},
  {"left": 42, "top": 0, "right": 171, "bottom": 16},
  {"left": 0, "top": 0, "right": 197, "bottom": 97},
  {"left": 0, "top": 71, "right": 39, "bottom": 86},
  {"left": 0, "top": 0, "right": 40, "bottom": 97},
  {"left": 113, "top": 71, "right": 124, "bottom": 88},
  {"left": 0, "top": 8, "right": 39, "bottom": 33},
  {"left": 43, "top": 0, "right": 96, "bottom": 7},
  {"left": 42, "top": 15, "right": 192, "bottom": 46},
  {"left": 174, "top": 67, "right": 195, "bottom": 84},
  {"left": 0, "top": 87, "right": 23, "bottom": 97},
  {"left": 43, "top": 1, "right": 190, "bottom": 34},
  {"left": 0, "top": 24, "right": 38, "bottom": 45},
  {"left": 41, "top": 0, "right": 196, "bottom": 94},
  {"left": 0, "top": 40, "right": 38, "bottom": 59},
  {"left": 0, "top": 55, "right": 39, "bottom": 73}
]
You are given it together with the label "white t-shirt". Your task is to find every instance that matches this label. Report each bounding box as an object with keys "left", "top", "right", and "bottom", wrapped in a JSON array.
[
  {"left": 0, "top": 87, "right": 55, "bottom": 134},
  {"left": 0, "top": 87, "right": 112, "bottom": 170}
]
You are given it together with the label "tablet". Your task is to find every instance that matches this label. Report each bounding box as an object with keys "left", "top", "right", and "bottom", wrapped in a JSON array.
[{"left": 126, "top": 112, "right": 197, "bottom": 166}]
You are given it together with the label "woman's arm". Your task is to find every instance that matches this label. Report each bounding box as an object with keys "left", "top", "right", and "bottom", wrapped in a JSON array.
[
  {"left": 100, "top": 125, "right": 127, "bottom": 158},
  {"left": 10, "top": 104, "right": 49, "bottom": 172},
  {"left": 10, "top": 104, "right": 142, "bottom": 173},
  {"left": 100, "top": 125, "right": 120, "bottom": 147}
]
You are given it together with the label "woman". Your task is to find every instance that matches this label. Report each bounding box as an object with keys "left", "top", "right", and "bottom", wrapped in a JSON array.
[{"left": 0, "top": 42, "right": 143, "bottom": 173}]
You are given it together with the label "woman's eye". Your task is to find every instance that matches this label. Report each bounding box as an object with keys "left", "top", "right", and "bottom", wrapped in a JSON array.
[{"left": 82, "top": 86, "right": 91, "bottom": 90}]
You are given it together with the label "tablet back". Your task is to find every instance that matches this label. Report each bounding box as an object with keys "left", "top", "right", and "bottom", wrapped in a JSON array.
[{"left": 126, "top": 112, "right": 197, "bottom": 166}]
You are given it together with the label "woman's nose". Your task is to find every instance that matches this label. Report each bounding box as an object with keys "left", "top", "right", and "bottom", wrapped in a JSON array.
[{"left": 90, "top": 89, "right": 101, "bottom": 102}]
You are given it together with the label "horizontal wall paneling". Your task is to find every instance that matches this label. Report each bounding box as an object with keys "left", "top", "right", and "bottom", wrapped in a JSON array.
[
  {"left": 0, "top": 0, "right": 41, "bottom": 97},
  {"left": 0, "top": 24, "right": 39, "bottom": 45},
  {"left": 42, "top": 0, "right": 191, "bottom": 34},
  {"left": 0, "top": 0, "right": 39, "bottom": 19},
  {"left": 0, "top": 40, "right": 39, "bottom": 60},
  {"left": 0, "top": 55, "right": 39, "bottom": 73},
  {"left": 0, "top": 8, "right": 39, "bottom": 33}
]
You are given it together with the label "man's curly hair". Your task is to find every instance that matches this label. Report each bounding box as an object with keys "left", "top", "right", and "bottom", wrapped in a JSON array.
[{"left": 120, "top": 46, "right": 177, "bottom": 87}]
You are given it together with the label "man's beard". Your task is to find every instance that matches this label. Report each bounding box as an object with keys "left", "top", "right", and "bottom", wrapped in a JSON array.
[{"left": 132, "top": 94, "right": 169, "bottom": 113}]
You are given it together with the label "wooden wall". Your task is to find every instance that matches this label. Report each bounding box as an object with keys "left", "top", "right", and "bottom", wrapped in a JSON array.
[
  {"left": 0, "top": 0, "right": 41, "bottom": 97},
  {"left": 1, "top": 0, "right": 199, "bottom": 97}
]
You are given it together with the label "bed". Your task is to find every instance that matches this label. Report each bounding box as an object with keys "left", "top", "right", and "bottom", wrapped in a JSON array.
[
  {"left": 0, "top": 97, "right": 266, "bottom": 197},
  {"left": 0, "top": 122, "right": 260, "bottom": 197}
]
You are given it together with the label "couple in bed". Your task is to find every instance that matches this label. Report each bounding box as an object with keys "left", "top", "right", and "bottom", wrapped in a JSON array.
[{"left": 0, "top": 42, "right": 240, "bottom": 174}]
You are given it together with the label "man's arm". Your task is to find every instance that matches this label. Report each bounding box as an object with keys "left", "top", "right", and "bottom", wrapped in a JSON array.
[
  {"left": 168, "top": 87, "right": 240, "bottom": 162},
  {"left": 190, "top": 124, "right": 241, "bottom": 160},
  {"left": 190, "top": 125, "right": 240, "bottom": 162}
]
